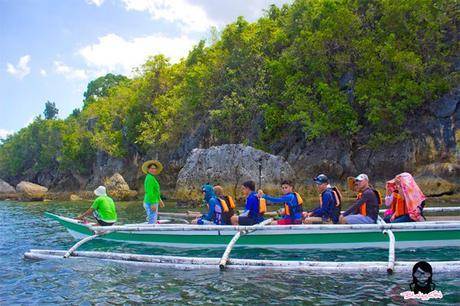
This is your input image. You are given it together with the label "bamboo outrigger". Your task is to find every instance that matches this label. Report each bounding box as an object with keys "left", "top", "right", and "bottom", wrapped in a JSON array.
[{"left": 24, "top": 207, "right": 460, "bottom": 274}]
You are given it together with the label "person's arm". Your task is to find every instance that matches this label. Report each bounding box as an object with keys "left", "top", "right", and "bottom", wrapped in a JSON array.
[
  {"left": 343, "top": 192, "right": 372, "bottom": 216},
  {"left": 311, "top": 192, "right": 333, "bottom": 217},
  {"left": 77, "top": 208, "right": 94, "bottom": 220},
  {"left": 262, "top": 194, "right": 294, "bottom": 204},
  {"left": 77, "top": 198, "right": 99, "bottom": 219},
  {"left": 241, "top": 195, "right": 259, "bottom": 217},
  {"left": 202, "top": 198, "right": 217, "bottom": 221}
]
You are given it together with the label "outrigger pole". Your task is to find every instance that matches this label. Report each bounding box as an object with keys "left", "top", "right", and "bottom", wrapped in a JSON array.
[
  {"left": 24, "top": 249, "right": 460, "bottom": 273},
  {"left": 219, "top": 218, "right": 273, "bottom": 270},
  {"left": 377, "top": 216, "right": 395, "bottom": 274}
]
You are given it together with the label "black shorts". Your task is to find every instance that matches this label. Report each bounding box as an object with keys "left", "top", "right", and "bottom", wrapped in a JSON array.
[
  {"left": 238, "top": 216, "right": 257, "bottom": 226},
  {"left": 96, "top": 218, "right": 114, "bottom": 226}
]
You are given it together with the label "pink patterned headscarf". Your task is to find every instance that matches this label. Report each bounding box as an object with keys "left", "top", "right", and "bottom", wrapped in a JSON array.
[{"left": 386, "top": 172, "right": 426, "bottom": 221}]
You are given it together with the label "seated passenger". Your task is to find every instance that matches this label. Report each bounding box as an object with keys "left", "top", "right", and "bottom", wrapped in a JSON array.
[
  {"left": 213, "top": 185, "right": 236, "bottom": 225},
  {"left": 77, "top": 186, "right": 117, "bottom": 226},
  {"left": 258, "top": 180, "right": 303, "bottom": 225},
  {"left": 192, "top": 184, "right": 221, "bottom": 225},
  {"left": 385, "top": 173, "right": 426, "bottom": 222},
  {"left": 231, "top": 180, "right": 265, "bottom": 225},
  {"left": 339, "top": 174, "right": 381, "bottom": 224},
  {"left": 303, "top": 174, "right": 341, "bottom": 224},
  {"left": 384, "top": 177, "right": 412, "bottom": 223}
]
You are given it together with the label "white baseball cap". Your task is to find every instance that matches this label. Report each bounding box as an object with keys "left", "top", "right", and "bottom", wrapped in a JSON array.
[
  {"left": 355, "top": 174, "right": 369, "bottom": 181},
  {"left": 94, "top": 186, "right": 107, "bottom": 196}
]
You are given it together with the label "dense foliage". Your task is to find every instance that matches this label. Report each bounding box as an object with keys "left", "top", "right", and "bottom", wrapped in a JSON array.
[{"left": 0, "top": 0, "right": 458, "bottom": 177}]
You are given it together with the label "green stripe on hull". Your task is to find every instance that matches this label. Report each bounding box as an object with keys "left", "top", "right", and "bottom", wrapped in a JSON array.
[{"left": 49, "top": 213, "right": 460, "bottom": 247}]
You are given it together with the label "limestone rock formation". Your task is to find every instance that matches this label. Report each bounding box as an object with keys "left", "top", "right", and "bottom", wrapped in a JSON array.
[
  {"left": 16, "top": 181, "right": 48, "bottom": 201},
  {"left": 104, "top": 172, "right": 137, "bottom": 200},
  {"left": 0, "top": 179, "right": 15, "bottom": 193},
  {"left": 176, "top": 144, "right": 295, "bottom": 201}
]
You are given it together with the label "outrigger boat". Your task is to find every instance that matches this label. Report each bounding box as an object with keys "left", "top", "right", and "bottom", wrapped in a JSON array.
[
  {"left": 42, "top": 211, "right": 460, "bottom": 249},
  {"left": 24, "top": 207, "right": 460, "bottom": 274}
]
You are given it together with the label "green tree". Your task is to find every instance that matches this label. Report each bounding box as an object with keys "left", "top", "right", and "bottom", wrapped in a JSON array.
[
  {"left": 83, "top": 73, "right": 128, "bottom": 107},
  {"left": 43, "top": 101, "right": 59, "bottom": 120}
]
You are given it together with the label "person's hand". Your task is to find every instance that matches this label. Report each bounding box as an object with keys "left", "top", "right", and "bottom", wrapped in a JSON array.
[
  {"left": 160, "top": 200, "right": 165, "bottom": 208},
  {"left": 390, "top": 214, "right": 395, "bottom": 222},
  {"left": 257, "top": 189, "right": 264, "bottom": 198}
]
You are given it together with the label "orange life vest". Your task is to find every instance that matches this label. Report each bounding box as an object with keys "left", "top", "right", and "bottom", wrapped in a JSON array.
[
  {"left": 357, "top": 189, "right": 382, "bottom": 216},
  {"left": 390, "top": 191, "right": 406, "bottom": 218},
  {"left": 218, "top": 196, "right": 236, "bottom": 212},
  {"left": 284, "top": 192, "right": 303, "bottom": 216},
  {"left": 319, "top": 187, "right": 342, "bottom": 207},
  {"left": 259, "top": 198, "right": 267, "bottom": 215}
]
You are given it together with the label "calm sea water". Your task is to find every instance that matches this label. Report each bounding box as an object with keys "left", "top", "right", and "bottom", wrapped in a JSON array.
[{"left": 1, "top": 200, "right": 459, "bottom": 305}]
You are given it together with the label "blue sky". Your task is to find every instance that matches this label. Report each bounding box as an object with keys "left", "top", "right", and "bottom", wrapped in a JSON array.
[{"left": 0, "top": 0, "right": 291, "bottom": 138}]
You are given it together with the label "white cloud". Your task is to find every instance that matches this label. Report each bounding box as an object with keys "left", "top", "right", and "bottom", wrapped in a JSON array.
[
  {"left": 53, "top": 61, "right": 88, "bottom": 80},
  {"left": 40, "top": 69, "right": 47, "bottom": 76},
  {"left": 79, "top": 33, "right": 196, "bottom": 74},
  {"left": 0, "top": 128, "right": 13, "bottom": 139},
  {"left": 87, "top": 0, "right": 105, "bottom": 6},
  {"left": 6, "top": 55, "right": 31, "bottom": 79},
  {"left": 121, "top": 0, "right": 216, "bottom": 32}
]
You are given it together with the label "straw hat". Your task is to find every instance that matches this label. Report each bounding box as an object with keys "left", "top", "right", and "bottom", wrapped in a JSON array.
[
  {"left": 142, "top": 160, "right": 163, "bottom": 174},
  {"left": 347, "top": 177, "right": 356, "bottom": 191}
]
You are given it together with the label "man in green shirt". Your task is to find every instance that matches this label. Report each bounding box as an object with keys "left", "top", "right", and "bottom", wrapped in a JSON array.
[{"left": 77, "top": 186, "right": 117, "bottom": 226}]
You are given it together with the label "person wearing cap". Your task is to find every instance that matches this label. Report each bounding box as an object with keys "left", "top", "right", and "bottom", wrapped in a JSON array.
[
  {"left": 340, "top": 174, "right": 379, "bottom": 224},
  {"left": 303, "top": 174, "right": 341, "bottom": 224},
  {"left": 76, "top": 186, "right": 117, "bottom": 226},
  {"left": 192, "top": 183, "right": 221, "bottom": 225},
  {"left": 258, "top": 180, "right": 303, "bottom": 225},
  {"left": 142, "top": 160, "right": 165, "bottom": 224}
]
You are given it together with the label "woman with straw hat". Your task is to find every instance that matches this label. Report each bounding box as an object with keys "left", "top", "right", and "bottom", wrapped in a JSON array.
[{"left": 142, "top": 160, "right": 165, "bottom": 224}]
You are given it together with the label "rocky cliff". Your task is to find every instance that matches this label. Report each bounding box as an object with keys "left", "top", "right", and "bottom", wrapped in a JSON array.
[
  {"left": 1, "top": 87, "right": 458, "bottom": 201},
  {"left": 175, "top": 144, "right": 295, "bottom": 201}
]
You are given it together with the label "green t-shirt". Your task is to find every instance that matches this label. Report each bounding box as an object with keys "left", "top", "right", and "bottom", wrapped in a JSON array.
[
  {"left": 91, "top": 195, "right": 117, "bottom": 222},
  {"left": 144, "top": 173, "right": 161, "bottom": 204}
]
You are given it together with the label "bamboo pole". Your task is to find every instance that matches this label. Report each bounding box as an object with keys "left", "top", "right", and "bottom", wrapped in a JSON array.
[
  {"left": 378, "top": 207, "right": 460, "bottom": 214},
  {"left": 219, "top": 231, "right": 242, "bottom": 270},
  {"left": 63, "top": 234, "right": 103, "bottom": 258},
  {"left": 90, "top": 221, "right": 460, "bottom": 234},
  {"left": 219, "top": 218, "right": 273, "bottom": 270},
  {"left": 154, "top": 207, "right": 459, "bottom": 220},
  {"left": 377, "top": 217, "right": 396, "bottom": 274},
  {"left": 24, "top": 249, "right": 460, "bottom": 273}
]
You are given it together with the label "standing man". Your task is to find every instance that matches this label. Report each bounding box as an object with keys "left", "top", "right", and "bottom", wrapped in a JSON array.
[
  {"left": 77, "top": 186, "right": 117, "bottom": 226},
  {"left": 231, "top": 180, "right": 265, "bottom": 225},
  {"left": 340, "top": 174, "right": 379, "bottom": 224},
  {"left": 303, "top": 174, "right": 341, "bottom": 224},
  {"left": 142, "top": 160, "right": 165, "bottom": 224}
]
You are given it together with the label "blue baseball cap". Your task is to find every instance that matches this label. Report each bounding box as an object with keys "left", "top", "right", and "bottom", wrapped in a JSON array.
[{"left": 313, "top": 174, "right": 328, "bottom": 184}]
